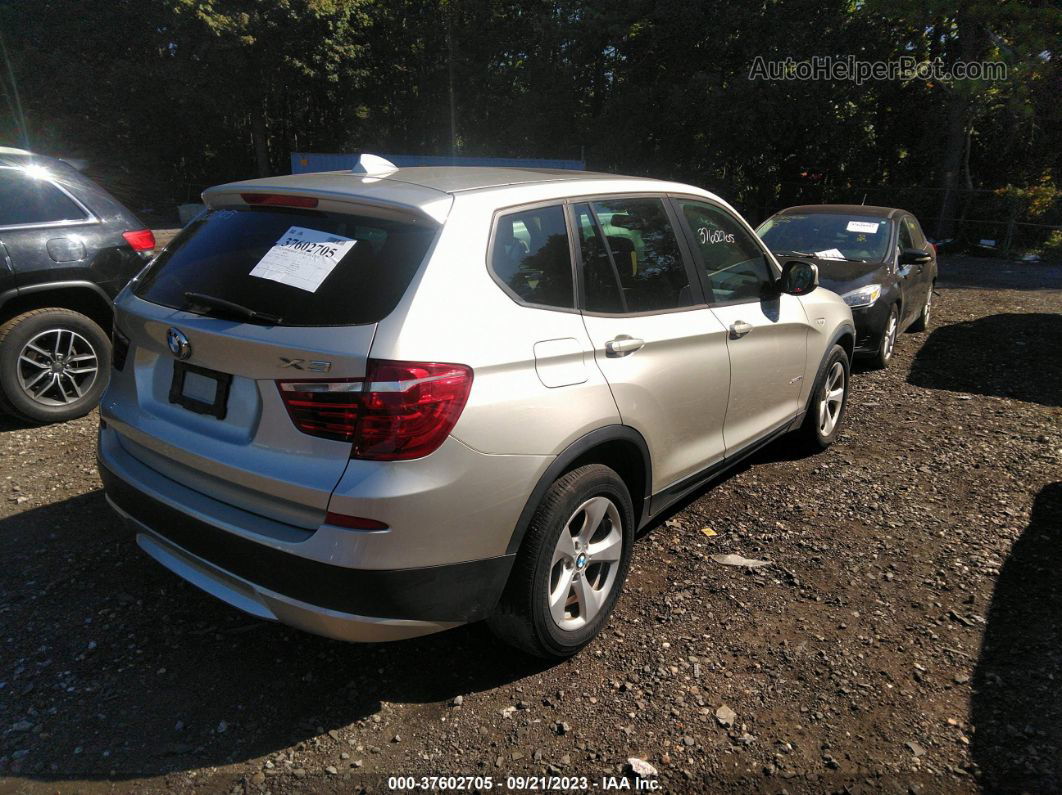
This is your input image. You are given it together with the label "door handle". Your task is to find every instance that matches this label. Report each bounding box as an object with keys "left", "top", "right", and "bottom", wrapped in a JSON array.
[
  {"left": 605, "top": 336, "right": 645, "bottom": 356},
  {"left": 729, "top": 320, "right": 753, "bottom": 339}
]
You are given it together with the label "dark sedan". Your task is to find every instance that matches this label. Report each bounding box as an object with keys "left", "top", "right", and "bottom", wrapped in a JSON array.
[{"left": 757, "top": 205, "right": 936, "bottom": 368}]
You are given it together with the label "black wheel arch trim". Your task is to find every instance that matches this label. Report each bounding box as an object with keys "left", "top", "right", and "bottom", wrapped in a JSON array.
[
  {"left": 804, "top": 324, "right": 855, "bottom": 417},
  {"left": 504, "top": 424, "right": 652, "bottom": 556},
  {"left": 831, "top": 322, "right": 857, "bottom": 359},
  {"left": 0, "top": 280, "right": 115, "bottom": 313}
]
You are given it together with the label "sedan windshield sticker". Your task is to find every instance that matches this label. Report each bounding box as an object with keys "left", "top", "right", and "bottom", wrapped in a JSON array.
[
  {"left": 846, "top": 221, "right": 880, "bottom": 233},
  {"left": 814, "top": 248, "right": 845, "bottom": 260},
  {"left": 249, "top": 226, "right": 357, "bottom": 293}
]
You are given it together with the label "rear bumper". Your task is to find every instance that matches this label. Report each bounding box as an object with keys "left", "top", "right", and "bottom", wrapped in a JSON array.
[
  {"left": 130, "top": 521, "right": 461, "bottom": 643},
  {"left": 98, "top": 440, "right": 516, "bottom": 641}
]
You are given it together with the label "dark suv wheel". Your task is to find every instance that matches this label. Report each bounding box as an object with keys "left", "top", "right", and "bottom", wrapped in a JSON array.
[
  {"left": 0, "top": 308, "right": 111, "bottom": 423},
  {"left": 488, "top": 464, "right": 634, "bottom": 658}
]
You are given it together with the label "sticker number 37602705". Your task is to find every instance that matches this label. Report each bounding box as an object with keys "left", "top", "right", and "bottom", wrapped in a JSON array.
[{"left": 249, "top": 225, "right": 358, "bottom": 293}]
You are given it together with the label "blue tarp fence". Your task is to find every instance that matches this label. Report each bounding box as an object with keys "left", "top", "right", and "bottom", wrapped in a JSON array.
[{"left": 291, "top": 152, "right": 585, "bottom": 174}]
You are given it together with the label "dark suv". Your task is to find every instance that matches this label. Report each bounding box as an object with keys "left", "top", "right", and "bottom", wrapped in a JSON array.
[{"left": 0, "top": 148, "right": 154, "bottom": 422}]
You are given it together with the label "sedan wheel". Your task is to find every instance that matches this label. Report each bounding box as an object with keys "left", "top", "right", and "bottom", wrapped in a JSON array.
[
  {"left": 882, "top": 310, "right": 898, "bottom": 360},
  {"left": 870, "top": 305, "right": 899, "bottom": 369},
  {"left": 910, "top": 283, "right": 934, "bottom": 332}
]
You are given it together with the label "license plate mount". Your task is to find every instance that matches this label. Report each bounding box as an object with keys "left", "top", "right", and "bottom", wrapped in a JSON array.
[{"left": 168, "top": 362, "right": 232, "bottom": 420}]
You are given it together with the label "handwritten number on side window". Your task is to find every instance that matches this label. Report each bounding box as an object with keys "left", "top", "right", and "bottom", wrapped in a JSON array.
[{"left": 698, "top": 227, "right": 735, "bottom": 245}]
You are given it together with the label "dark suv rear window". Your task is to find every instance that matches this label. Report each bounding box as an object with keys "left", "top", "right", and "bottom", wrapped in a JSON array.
[
  {"left": 135, "top": 207, "right": 436, "bottom": 326},
  {"left": 0, "top": 168, "right": 89, "bottom": 227}
]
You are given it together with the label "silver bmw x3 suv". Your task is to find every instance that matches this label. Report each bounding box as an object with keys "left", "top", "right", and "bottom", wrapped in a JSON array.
[{"left": 98, "top": 159, "right": 854, "bottom": 658}]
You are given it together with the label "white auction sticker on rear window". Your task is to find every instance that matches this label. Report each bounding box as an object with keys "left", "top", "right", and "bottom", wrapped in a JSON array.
[
  {"left": 249, "top": 226, "right": 357, "bottom": 293},
  {"left": 846, "top": 221, "right": 880, "bottom": 234}
]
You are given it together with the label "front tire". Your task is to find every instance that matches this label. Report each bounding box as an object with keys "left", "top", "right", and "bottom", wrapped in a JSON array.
[
  {"left": 0, "top": 309, "right": 110, "bottom": 424},
  {"left": 869, "top": 304, "right": 899, "bottom": 369},
  {"left": 908, "top": 282, "right": 933, "bottom": 332},
  {"left": 488, "top": 464, "right": 634, "bottom": 659},
  {"left": 797, "top": 343, "right": 850, "bottom": 450}
]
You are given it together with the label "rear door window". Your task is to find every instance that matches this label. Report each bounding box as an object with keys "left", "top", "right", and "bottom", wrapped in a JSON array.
[
  {"left": 576, "top": 197, "right": 694, "bottom": 314},
  {"left": 0, "top": 168, "right": 89, "bottom": 227},
  {"left": 135, "top": 207, "right": 437, "bottom": 326},
  {"left": 573, "top": 203, "right": 625, "bottom": 313},
  {"left": 489, "top": 204, "right": 574, "bottom": 309}
]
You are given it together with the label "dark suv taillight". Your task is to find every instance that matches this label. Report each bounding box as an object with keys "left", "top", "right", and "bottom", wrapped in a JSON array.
[
  {"left": 122, "top": 229, "right": 156, "bottom": 254},
  {"left": 112, "top": 327, "right": 130, "bottom": 371},
  {"left": 277, "top": 359, "right": 473, "bottom": 460}
]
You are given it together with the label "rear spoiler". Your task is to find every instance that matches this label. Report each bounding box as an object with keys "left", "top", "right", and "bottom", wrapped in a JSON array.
[{"left": 203, "top": 183, "right": 453, "bottom": 226}]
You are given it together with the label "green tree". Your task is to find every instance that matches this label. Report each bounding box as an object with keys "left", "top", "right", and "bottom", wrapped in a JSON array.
[
  {"left": 166, "top": 0, "right": 369, "bottom": 176},
  {"left": 867, "top": 0, "right": 1061, "bottom": 237}
]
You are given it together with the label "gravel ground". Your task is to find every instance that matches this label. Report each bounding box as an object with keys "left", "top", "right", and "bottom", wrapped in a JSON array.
[{"left": 1, "top": 255, "right": 1059, "bottom": 794}]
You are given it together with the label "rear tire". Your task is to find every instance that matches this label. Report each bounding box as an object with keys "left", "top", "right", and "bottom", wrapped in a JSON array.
[
  {"left": 488, "top": 464, "right": 634, "bottom": 659},
  {"left": 797, "top": 344, "right": 850, "bottom": 450},
  {"left": 0, "top": 309, "right": 110, "bottom": 424}
]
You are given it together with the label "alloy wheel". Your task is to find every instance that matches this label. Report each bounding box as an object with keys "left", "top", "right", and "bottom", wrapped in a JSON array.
[
  {"left": 882, "top": 311, "right": 898, "bottom": 361},
  {"left": 818, "top": 361, "right": 846, "bottom": 437},
  {"left": 547, "top": 495, "right": 623, "bottom": 631},
  {"left": 16, "top": 328, "right": 100, "bottom": 407}
]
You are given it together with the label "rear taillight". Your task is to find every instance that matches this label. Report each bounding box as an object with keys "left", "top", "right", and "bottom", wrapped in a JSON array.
[
  {"left": 122, "top": 229, "right": 156, "bottom": 253},
  {"left": 241, "top": 193, "right": 319, "bottom": 209},
  {"left": 277, "top": 359, "right": 473, "bottom": 460}
]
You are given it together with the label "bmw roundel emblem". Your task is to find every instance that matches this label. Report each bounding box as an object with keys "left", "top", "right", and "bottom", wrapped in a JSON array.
[{"left": 167, "top": 327, "right": 191, "bottom": 360}]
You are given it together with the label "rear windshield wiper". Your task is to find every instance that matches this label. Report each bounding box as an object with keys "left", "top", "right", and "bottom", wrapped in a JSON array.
[{"left": 183, "top": 292, "right": 283, "bottom": 325}]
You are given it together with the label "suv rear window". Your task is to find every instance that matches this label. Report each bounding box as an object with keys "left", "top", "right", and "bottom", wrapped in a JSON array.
[
  {"left": 135, "top": 207, "right": 436, "bottom": 326},
  {"left": 0, "top": 168, "right": 89, "bottom": 227},
  {"left": 490, "top": 205, "right": 574, "bottom": 309}
]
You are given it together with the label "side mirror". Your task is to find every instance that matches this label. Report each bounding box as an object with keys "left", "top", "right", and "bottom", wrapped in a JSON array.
[
  {"left": 899, "top": 248, "right": 932, "bottom": 266},
  {"left": 780, "top": 260, "right": 819, "bottom": 296}
]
